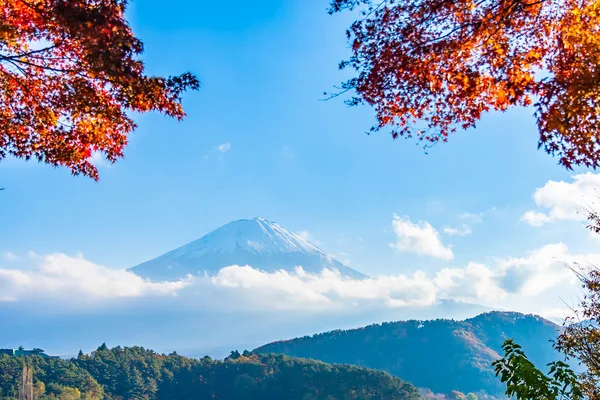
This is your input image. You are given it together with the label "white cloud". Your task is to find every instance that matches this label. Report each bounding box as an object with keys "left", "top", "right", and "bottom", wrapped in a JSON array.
[
  {"left": 0, "top": 253, "right": 191, "bottom": 303},
  {"left": 497, "top": 243, "right": 592, "bottom": 296},
  {"left": 215, "top": 142, "right": 231, "bottom": 153},
  {"left": 435, "top": 262, "right": 505, "bottom": 303},
  {"left": 2, "top": 242, "right": 597, "bottom": 315},
  {"left": 210, "top": 266, "right": 438, "bottom": 310},
  {"left": 520, "top": 211, "right": 554, "bottom": 227},
  {"left": 443, "top": 225, "right": 472, "bottom": 237},
  {"left": 428, "top": 243, "right": 599, "bottom": 307},
  {"left": 522, "top": 173, "right": 600, "bottom": 226},
  {"left": 390, "top": 215, "right": 454, "bottom": 260},
  {"left": 0, "top": 254, "right": 437, "bottom": 310}
]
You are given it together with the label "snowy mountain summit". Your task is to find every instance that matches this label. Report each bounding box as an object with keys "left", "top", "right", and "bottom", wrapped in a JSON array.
[{"left": 129, "top": 217, "right": 367, "bottom": 281}]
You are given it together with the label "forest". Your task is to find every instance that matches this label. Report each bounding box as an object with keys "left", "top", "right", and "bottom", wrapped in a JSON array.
[{"left": 0, "top": 345, "right": 420, "bottom": 400}]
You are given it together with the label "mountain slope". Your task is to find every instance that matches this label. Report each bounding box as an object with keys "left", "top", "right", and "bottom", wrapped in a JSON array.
[
  {"left": 255, "top": 311, "right": 563, "bottom": 396},
  {"left": 129, "top": 217, "right": 366, "bottom": 281},
  {"left": 0, "top": 346, "right": 422, "bottom": 400}
]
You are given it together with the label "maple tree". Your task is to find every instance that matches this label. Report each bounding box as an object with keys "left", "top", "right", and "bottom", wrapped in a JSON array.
[
  {"left": 330, "top": 0, "right": 600, "bottom": 169},
  {"left": 0, "top": 0, "right": 199, "bottom": 180}
]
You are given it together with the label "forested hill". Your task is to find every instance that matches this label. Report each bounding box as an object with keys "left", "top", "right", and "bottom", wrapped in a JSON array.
[
  {"left": 0, "top": 345, "right": 421, "bottom": 400},
  {"left": 255, "top": 311, "right": 562, "bottom": 397}
]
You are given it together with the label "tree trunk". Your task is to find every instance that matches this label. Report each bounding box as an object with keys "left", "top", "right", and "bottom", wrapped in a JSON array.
[{"left": 18, "top": 365, "right": 34, "bottom": 400}]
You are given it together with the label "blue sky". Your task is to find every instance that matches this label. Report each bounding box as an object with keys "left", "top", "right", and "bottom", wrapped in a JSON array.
[{"left": 1, "top": 0, "right": 597, "bottom": 307}]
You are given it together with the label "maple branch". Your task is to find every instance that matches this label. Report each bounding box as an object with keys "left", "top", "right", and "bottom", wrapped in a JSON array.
[
  {"left": 0, "top": 46, "right": 57, "bottom": 62},
  {"left": 4, "top": 57, "right": 78, "bottom": 74},
  {"left": 321, "top": 82, "right": 356, "bottom": 101}
]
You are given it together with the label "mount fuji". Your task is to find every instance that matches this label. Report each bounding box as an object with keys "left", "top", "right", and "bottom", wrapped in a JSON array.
[{"left": 129, "top": 217, "right": 367, "bottom": 281}]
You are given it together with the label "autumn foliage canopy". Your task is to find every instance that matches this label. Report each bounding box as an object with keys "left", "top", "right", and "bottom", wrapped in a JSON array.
[
  {"left": 0, "top": 0, "right": 199, "bottom": 180},
  {"left": 331, "top": 0, "right": 600, "bottom": 169}
]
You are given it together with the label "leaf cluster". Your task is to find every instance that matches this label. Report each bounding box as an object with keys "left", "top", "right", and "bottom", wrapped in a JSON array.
[
  {"left": 492, "top": 340, "right": 583, "bottom": 400},
  {"left": 330, "top": 0, "right": 600, "bottom": 169},
  {"left": 0, "top": 0, "right": 199, "bottom": 179}
]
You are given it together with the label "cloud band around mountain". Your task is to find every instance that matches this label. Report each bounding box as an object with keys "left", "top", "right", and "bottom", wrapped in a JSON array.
[{"left": 0, "top": 243, "right": 593, "bottom": 316}]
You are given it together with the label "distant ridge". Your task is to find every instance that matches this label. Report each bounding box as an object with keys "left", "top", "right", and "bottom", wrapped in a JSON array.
[
  {"left": 255, "top": 311, "right": 563, "bottom": 396},
  {"left": 129, "top": 217, "right": 367, "bottom": 281}
]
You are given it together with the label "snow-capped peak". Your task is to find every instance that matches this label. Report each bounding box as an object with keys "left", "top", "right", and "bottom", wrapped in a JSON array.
[
  {"left": 129, "top": 217, "right": 367, "bottom": 281},
  {"left": 168, "top": 217, "right": 323, "bottom": 258}
]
